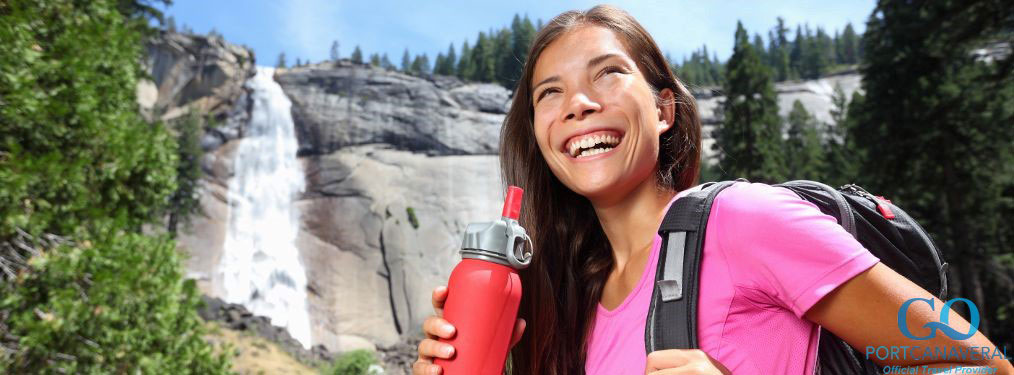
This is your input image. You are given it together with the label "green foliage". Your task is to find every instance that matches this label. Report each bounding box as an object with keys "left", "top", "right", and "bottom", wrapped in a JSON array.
[
  {"left": 326, "top": 349, "right": 380, "bottom": 375},
  {"left": 714, "top": 21, "right": 787, "bottom": 183},
  {"left": 469, "top": 31, "right": 496, "bottom": 83},
  {"left": 508, "top": 14, "right": 537, "bottom": 87},
  {"left": 167, "top": 110, "right": 205, "bottom": 237},
  {"left": 0, "top": 0, "right": 178, "bottom": 240},
  {"left": 854, "top": 0, "right": 1014, "bottom": 347},
  {"left": 784, "top": 100, "right": 826, "bottom": 180},
  {"left": 456, "top": 41, "right": 474, "bottom": 80},
  {"left": 0, "top": 0, "right": 233, "bottom": 372},
  {"left": 406, "top": 207, "right": 419, "bottom": 230},
  {"left": 767, "top": 17, "right": 792, "bottom": 82},
  {"left": 434, "top": 43, "right": 457, "bottom": 76},
  {"left": 675, "top": 46, "right": 725, "bottom": 87},
  {"left": 276, "top": 52, "right": 287, "bottom": 68},
  {"left": 0, "top": 225, "right": 232, "bottom": 374},
  {"left": 401, "top": 49, "right": 411, "bottom": 72},
  {"left": 351, "top": 45, "right": 363, "bottom": 64},
  {"left": 823, "top": 85, "right": 861, "bottom": 187},
  {"left": 410, "top": 53, "right": 431, "bottom": 75}
]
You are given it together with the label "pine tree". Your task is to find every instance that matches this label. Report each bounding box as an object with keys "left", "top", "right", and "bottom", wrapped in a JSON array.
[
  {"left": 330, "top": 40, "right": 340, "bottom": 61},
  {"left": 410, "top": 53, "right": 431, "bottom": 75},
  {"left": 772, "top": 17, "right": 791, "bottom": 81},
  {"left": 401, "top": 48, "right": 411, "bottom": 72},
  {"left": 434, "top": 53, "right": 445, "bottom": 74},
  {"left": 276, "top": 52, "right": 287, "bottom": 68},
  {"left": 854, "top": 0, "right": 1014, "bottom": 344},
  {"left": 814, "top": 27, "right": 834, "bottom": 75},
  {"left": 351, "top": 45, "right": 363, "bottom": 64},
  {"left": 166, "top": 15, "right": 176, "bottom": 32},
  {"left": 494, "top": 27, "right": 514, "bottom": 87},
  {"left": 457, "top": 40, "right": 473, "bottom": 80},
  {"left": 840, "top": 23, "right": 859, "bottom": 64},
  {"left": 714, "top": 21, "right": 787, "bottom": 183},
  {"left": 436, "top": 43, "right": 456, "bottom": 76},
  {"left": 380, "top": 53, "right": 393, "bottom": 70},
  {"left": 784, "top": 100, "right": 825, "bottom": 180},
  {"left": 789, "top": 25, "right": 804, "bottom": 79},
  {"left": 369, "top": 53, "right": 380, "bottom": 67},
  {"left": 752, "top": 33, "right": 767, "bottom": 63},
  {"left": 510, "top": 14, "right": 537, "bottom": 87},
  {"left": 471, "top": 31, "right": 496, "bottom": 82},
  {"left": 823, "top": 83, "right": 860, "bottom": 186},
  {"left": 167, "top": 110, "right": 203, "bottom": 237}
]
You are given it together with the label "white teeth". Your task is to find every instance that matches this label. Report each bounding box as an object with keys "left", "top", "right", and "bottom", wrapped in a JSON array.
[
  {"left": 568, "top": 133, "right": 622, "bottom": 157},
  {"left": 576, "top": 145, "right": 616, "bottom": 158}
]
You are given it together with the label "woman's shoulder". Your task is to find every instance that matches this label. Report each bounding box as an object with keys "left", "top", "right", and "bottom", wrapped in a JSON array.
[{"left": 711, "top": 181, "right": 803, "bottom": 219}]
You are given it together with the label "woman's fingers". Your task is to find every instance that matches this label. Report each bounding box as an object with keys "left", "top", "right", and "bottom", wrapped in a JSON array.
[
  {"left": 432, "top": 285, "right": 448, "bottom": 316},
  {"left": 509, "top": 318, "right": 526, "bottom": 348},
  {"left": 415, "top": 286, "right": 454, "bottom": 375},
  {"left": 413, "top": 337, "right": 455, "bottom": 375},
  {"left": 423, "top": 315, "right": 456, "bottom": 339},
  {"left": 412, "top": 358, "right": 443, "bottom": 375},
  {"left": 419, "top": 337, "right": 456, "bottom": 360}
]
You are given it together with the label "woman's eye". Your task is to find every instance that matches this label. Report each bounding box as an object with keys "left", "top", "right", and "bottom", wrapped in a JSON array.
[
  {"left": 537, "top": 88, "right": 560, "bottom": 102},
  {"left": 600, "top": 66, "right": 623, "bottom": 77}
]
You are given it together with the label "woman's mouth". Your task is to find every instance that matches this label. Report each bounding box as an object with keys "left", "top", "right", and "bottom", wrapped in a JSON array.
[{"left": 564, "top": 131, "right": 624, "bottom": 160}]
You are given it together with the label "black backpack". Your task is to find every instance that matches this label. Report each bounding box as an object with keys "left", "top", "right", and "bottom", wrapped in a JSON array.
[{"left": 644, "top": 178, "right": 950, "bottom": 375}]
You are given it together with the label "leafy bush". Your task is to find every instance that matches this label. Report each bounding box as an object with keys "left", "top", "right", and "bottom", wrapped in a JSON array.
[
  {"left": 0, "top": 0, "right": 178, "bottom": 240},
  {"left": 0, "top": 224, "right": 232, "bottom": 373},
  {"left": 326, "top": 349, "right": 382, "bottom": 375},
  {"left": 0, "top": 0, "right": 233, "bottom": 373},
  {"left": 406, "top": 207, "right": 419, "bottom": 229}
]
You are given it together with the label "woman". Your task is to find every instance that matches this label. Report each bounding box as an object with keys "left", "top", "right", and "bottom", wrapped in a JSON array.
[{"left": 414, "top": 5, "right": 1013, "bottom": 375}]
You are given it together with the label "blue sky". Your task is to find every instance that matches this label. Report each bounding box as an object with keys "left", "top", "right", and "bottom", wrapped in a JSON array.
[{"left": 159, "top": 1, "right": 876, "bottom": 68}]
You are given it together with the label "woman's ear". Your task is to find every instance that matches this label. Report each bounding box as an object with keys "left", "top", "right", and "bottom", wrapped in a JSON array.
[{"left": 656, "top": 87, "right": 677, "bottom": 135}]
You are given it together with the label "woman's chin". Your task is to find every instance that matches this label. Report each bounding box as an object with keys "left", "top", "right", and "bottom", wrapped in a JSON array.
[{"left": 568, "top": 176, "right": 623, "bottom": 199}]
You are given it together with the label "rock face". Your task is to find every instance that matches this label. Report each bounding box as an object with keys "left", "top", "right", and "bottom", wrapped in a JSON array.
[
  {"left": 141, "top": 31, "right": 256, "bottom": 150},
  {"left": 275, "top": 61, "right": 508, "bottom": 157}
]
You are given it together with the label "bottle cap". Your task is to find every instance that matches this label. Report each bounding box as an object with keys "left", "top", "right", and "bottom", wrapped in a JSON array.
[{"left": 501, "top": 186, "right": 523, "bottom": 220}]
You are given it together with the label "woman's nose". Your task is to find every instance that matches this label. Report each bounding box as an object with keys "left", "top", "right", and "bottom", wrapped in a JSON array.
[{"left": 563, "top": 92, "right": 602, "bottom": 122}]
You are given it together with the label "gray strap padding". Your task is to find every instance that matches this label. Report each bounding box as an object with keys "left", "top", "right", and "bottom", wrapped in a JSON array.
[{"left": 659, "top": 231, "right": 687, "bottom": 302}]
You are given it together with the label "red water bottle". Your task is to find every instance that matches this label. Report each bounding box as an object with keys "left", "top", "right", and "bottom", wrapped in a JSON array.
[{"left": 434, "top": 185, "right": 533, "bottom": 375}]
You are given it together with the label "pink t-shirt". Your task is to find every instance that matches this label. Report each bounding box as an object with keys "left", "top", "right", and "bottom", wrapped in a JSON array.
[{"left": 584, "top": 181, "right": 881, "bottom": 374}]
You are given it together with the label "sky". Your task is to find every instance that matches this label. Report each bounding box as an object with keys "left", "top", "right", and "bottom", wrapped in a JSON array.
[{"left": 158, "top": 0, "right": 876, "bottom": 68}]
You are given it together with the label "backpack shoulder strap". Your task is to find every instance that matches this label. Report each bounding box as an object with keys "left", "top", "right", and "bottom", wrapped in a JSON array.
[{"left": 645, "top": 180, "right": 739, "bottom": 353}]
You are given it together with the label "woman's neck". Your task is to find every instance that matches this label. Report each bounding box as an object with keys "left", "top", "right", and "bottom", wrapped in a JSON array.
[{"left": 590, "top": 178, "right": 677, "bottom": 271}]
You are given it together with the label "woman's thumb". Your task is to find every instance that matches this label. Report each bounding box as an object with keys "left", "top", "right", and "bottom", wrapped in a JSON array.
[{"left": 509, "top": 318, "right": 526, "bottom": 348}]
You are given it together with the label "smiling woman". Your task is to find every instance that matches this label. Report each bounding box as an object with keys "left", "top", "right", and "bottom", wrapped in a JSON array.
[{"left": 410, "top": 4, "right": 1013, "bottom": 375}]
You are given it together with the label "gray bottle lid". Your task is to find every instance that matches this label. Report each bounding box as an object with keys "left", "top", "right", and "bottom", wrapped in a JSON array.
[{"left": 460, "top": 217, "right": 532, "bottom": 269}]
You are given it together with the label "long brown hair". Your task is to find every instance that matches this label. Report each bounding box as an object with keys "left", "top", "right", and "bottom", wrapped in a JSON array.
[{"left": 499, "top": 4, "right": 702, "bottom": 374}]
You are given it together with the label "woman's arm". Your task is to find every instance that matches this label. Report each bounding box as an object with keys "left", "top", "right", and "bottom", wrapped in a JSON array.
[{"left": 804, "top": 262, "right": 1014, "bottom": 374}]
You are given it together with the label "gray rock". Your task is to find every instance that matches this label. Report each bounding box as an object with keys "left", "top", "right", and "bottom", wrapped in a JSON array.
[
  {"left": 274, "top": 61, "right": 507, "bottom": 157},
  {"left": 141, "top": 31, "right": 256, "bottom": 134}
]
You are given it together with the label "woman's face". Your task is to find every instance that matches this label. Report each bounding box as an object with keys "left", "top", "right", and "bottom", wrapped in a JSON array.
[{"left": 530, "top": 25, "right": 674, "bottom": 204}]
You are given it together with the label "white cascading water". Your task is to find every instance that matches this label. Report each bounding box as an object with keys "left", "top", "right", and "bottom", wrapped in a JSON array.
[{"left": 219, "top": 66, "right": 312, "bottom": 349}]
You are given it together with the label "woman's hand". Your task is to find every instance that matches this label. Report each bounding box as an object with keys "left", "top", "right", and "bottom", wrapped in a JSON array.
[
  {"left": 645, "top": 349, "right": 730, "bottom": 375},
  {"left": 413, "top": 285, "right": 527, "bottom": 375}
]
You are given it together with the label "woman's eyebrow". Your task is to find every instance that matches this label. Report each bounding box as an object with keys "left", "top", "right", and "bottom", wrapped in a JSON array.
[{"left": 532, "top": 53, "right": 621, "bottom": 93}]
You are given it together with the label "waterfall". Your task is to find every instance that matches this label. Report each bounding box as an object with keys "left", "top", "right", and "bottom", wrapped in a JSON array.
[{"left": 219, "top": 66, "right": 312, "bottom": 349}]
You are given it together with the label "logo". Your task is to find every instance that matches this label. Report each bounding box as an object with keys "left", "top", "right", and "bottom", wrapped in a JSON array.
[
  {"left": 897, "top": 297, "right": 979, "bottom": 341},
  {"left": 866, "top": 296, "right": 1009, "bottom": 374}
]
